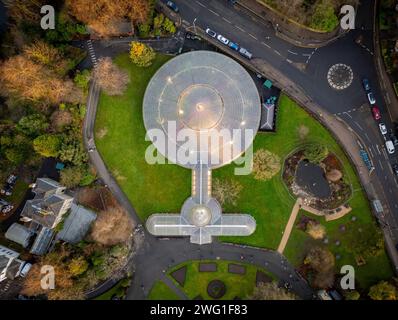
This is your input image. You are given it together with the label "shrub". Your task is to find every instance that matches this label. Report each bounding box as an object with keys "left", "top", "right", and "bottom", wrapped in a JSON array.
[
  {"left": 129, "top": 42, "right": 156, "bottom": 67},
  {"left": 33, "top": 134, "right": 62, "bottom": 157},
  {"left": 252, "top": 149, "right": 281, "bottom": 181},
  {"left": 303, "top": 144, "right": 329, "bottom": 164}
]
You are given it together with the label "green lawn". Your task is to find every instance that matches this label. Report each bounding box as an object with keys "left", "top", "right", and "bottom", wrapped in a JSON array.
[
  {"left": 166, "top": 260, "right": 274, "bottom": 300},
  {"left": 95, "top": 53, "right": 191, "bottom": 221},
  {"left": 148, "top": 281, "right": 180, "bottom": 300},
  {"left": 95, "top": 53, "right": 393, "bottom": 290}
]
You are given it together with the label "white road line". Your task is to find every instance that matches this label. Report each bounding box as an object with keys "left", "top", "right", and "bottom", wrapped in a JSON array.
[
  {"left": 379, "top": 159, "right": 384, "bottom": 170},
  {"left": 196, "top": 0, "right": 206, "bottom": 8},
  {"left": 368, "top": 147, "right": 374, "bottom": 158},
  {"left": 302, "top": 53, "right": 312, "bottom": 57},
  {"left": 286, "top": 59, "right": 293, "bottom": 64},
  {"left": 274, "top": 49, "right": 281, "bottom": 56},
  {"left": 354, "top": 121, "right": 363, "bottom": 131},
  {"left": 376, "top": 144, "right": 381, "bottom": 155},
  {"left": 236, "top": 25, "right": 246, "bottom": 32},
  {"left": 222, "top": 17, "right": 231, "bottom": 24},
  {"left": 261, "top": 42, "right": 271, "bottom": 48},
  {"left": 343, "top": 112, "right": 352, "bottom": 119},
  {"left": 382, "top": 148, "right": 388, "bottom": 160},
  {"left": 248, "top": 33, "right": 257, "bottom": 40},
  {"left": 208, "top": 9, "right": 219, "bottom": 16},
  {"left": 365, "top": 133, "right": 371, "bottom": 143},
  {"left": 288, "top": 50, "right": 298, "bottom": 55}
]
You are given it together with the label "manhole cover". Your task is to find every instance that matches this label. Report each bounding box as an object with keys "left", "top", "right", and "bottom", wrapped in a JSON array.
[{"left": 327, "top": 64, "right": 353, "bottom": 90}]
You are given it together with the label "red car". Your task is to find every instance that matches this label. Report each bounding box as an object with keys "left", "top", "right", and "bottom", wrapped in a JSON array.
[{"left": 372, "top": 106, "right": 381, "bottom": 120}]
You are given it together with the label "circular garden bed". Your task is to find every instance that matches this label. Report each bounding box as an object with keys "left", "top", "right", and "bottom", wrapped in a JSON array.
[{"left": 207, "top": 280, "right": 226, "bottom": 299}]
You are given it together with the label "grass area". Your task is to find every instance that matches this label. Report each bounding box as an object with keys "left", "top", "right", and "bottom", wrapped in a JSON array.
[
  {"left": 166, "top": 260, "right": 274, "bottom": 300},
  {"left": 95, "top": 53, "right": 393, "bottom": 290},
  {"left": 148, "top": 281, "right": 180, "bottom": 300},
  {"left": 95, "top": 53, "right": 191, "bottom": 222},
  {"left": 283, "top": 210, "right": 393, "bottom": 290}
]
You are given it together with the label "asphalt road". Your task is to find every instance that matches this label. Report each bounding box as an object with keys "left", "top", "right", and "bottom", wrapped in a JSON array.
[{"left": 172, "top": 0, "right": 398, "bottom": 237}]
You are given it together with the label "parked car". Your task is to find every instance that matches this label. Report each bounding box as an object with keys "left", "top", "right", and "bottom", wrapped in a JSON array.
[
  {"left": 362, "top": 78, "right": 371, "bottom": 91},
  {"left": 386, "top": 140, "right": 395, "bottom": 154},
  {"left": 0, "top": 184, "right": 12, "bottom": 196},
  {"left": 390, "top": 132, "right": 398, "bottom": 146},
  {"left": 205, "top": 28, "right": 217, "bottom": 38},
  {"left": 367, "top": 92, "right": 376, "bottom": 105},
  {"left": 19, "top": 262, "right": 32, "bottom": 277},
  {"left": 7, "top": 174, "right": 17, "bottom": 185},
  {"left": 239, "top": 47, "right": 253, "bottom": 59},
  {"left": 372, "top": 106, "right": 381, "bottom": 120},
  {"left": 186, "top": 32, "right": 201, "bottom": 40},
  {"left": 392, "top": 164, "right": 398, "bottom": 176},
  {"left": 0, "top": 199, "right": 13, "bottom": 214},
  {"left": 228, "top": 41, "right": 239, "bottom": 51},
  {"left": 379, "top": 123, "right": 388, "bottom": 135},
  {"left": 166, "top": 1, "right": 179, "bottom": 12},
  {"left": 217, "top": 34, "right": 229, "bottom": 45}
]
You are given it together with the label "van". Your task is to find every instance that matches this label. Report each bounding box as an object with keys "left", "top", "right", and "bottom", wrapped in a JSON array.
[
  {"left": 386, "top": 140, "right": 395, "bottom": 154},
  {"left": 239, "top": 47, "right": 253, "bottom": 59}
]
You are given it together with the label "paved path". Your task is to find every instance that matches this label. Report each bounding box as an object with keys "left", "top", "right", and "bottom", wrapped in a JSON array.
[{"left": 277, "top": 198, "right": 302, "bottom": 254}]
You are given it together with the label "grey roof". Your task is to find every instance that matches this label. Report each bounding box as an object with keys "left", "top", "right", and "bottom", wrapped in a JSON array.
[
  {"left": 5, "top": 259, "right": 21, "bottom": 280},
  {"left": 5, "top": 223, "right": 33, "bottom": 248},
  {"left": 34, "top": 178, "right": 64, "bottom": 197},
  {"left": 30, "top": 227, "right": 54, "bottom": 256},
  {"left": 143, "top": 50, "right": 261, "bottom": 169},
  {"left": 260, "top": 103, "right": 275, "bottom": 131},
  {"left": 22, "top": 193, "right": 72, "bottom": 228},
  {"left": 58, "top": 203, "right": 97, "bottom": 244}
]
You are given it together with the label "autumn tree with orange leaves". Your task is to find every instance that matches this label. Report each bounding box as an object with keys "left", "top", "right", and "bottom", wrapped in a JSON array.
[{"left": 66, "top": 0, "right": 152, "bottom": 37}]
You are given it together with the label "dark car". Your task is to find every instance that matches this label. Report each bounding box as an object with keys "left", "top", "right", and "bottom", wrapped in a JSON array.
[
  {"left": 0, "top": 184, "right": 12, "bottom": 196},
  {"left": 393, "top": 164, "right": 398, "bottom": 176},
  {"left": 186, "top": 32, "right": 201, "bottom": 41},
  {"left": 166, "top": 1, "right": 179, "bottom": 13},
  {"left": 362, "top": 78, "right": 371, "bottom": 91}
]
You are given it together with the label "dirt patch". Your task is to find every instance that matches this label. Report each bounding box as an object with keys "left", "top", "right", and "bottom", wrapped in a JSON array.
[
  {"left": 76, "top": 186, "right": 118, "bottom": 212},
  {"left": 96, "top": 127, "right": 108, "bottom": 139}
]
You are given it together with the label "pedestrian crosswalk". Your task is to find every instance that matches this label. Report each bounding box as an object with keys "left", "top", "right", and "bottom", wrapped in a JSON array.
[{"left": 87, "top": 39, "right": 98, "bottom": 67}]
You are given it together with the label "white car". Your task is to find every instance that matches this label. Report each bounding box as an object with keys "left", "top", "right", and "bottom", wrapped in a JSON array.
[
  {"left": 379, "top": 123, "right": 387, "bottom": 135},
  {"left": 205, "top": 28, "right": 217, "bottom": 38},
  {"left": 217, "top": 34, "right": 229, "bottom": 45},
  {"left": 367, "top": 92, "right": 376, "bottom": 105},
  {"left": 386, "top": 140, "right": 395, "bottom": 154},
  {"left": 19, "top": 262, "right": 32, "bottom": 277}
]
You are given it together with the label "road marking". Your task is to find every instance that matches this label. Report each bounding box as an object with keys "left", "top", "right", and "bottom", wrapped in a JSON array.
[
  {"left": 288, "top": 50, "right": 298, "bottom": 55},
  {"left": 354, "top": 121, "right": 363, "bottom": 131},
  {"left": 196, "top": 0, "right": 206, "bottom": 8},
  {"left": 368, "top": 147, "right": 374, "bottom": 158},
  {"left": 302, "top": 53, "right": 312, "bottom": 57},
  {"left": 376, "top": 144, "right": 381, "bottom": 155},
  {"left": 222, "top": 17, "right": 232, "bottom": 24},
  {"left": 261, "top": 42, "right": 271, "bottom": 48},
  {"left": 235, "top": 25, "right": 246, "bottom": 32},
  {"left": 248, "top": 33, "right": 257, "bottom": 40},
  {"left": 379, "top": 159, "right": 384, "bottom": 170},
  {"left": 274, "top": 49, "right": 281, "bottom": 56},
  {"left": 286, "top": 59, "right": 293, "bottom": 64},
  {"left": 208, "top": 9, "right": 219, "bottom": 16},
  {"left": 382, "top": 148, "right": 388, "bottom": 160},
  {"left": 343, "top": 112, "right": 352, "bottom": 119},
  {"left": 365, "top": 133, "right": 371, "bottom": 143}
]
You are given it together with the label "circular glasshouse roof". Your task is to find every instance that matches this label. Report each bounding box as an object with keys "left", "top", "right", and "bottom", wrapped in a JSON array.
[{"left": 143, "top": 51, "right": 261, "bottom": 169}]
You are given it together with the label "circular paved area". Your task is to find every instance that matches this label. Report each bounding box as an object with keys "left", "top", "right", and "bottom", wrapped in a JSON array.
[{"left": 327, "top": 63, "right": 353, "bottom": 90}]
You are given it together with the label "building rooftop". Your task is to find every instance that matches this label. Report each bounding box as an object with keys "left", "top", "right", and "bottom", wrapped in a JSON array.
[
  {"left": 5, "top": 223, "right": 33, "bottom": 248},
  {"left": 143, "top": 50, "right": 261, "bottom": 169}
]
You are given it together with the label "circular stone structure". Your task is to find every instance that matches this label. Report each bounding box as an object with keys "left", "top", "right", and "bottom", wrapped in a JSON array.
[
  {"left": 327, "top": 63, "right": 353, "bottom": 90},
  {"left": 207, "top": 280, "right": 226, "bottom": 299},
  {"left": 143, "top": 51, "right": 261, "bottom": 169}
]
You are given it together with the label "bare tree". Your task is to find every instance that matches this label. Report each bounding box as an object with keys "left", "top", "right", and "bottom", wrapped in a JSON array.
[
  {"left": 249, "top": 282, "right": 297, "bottom": 300},
  {"left": 90, "top": 207, "right": 134, "bottom": 246},
  {"left": 92, "top": 57, "right": 130, "bottom": 96}
]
